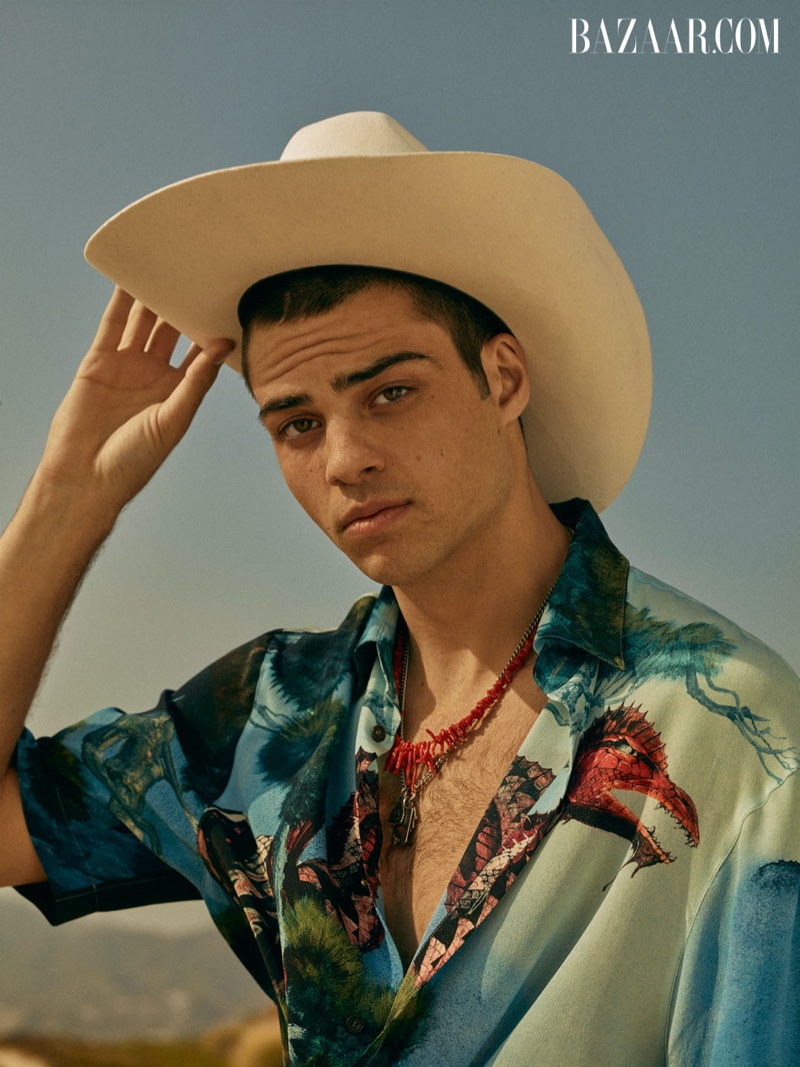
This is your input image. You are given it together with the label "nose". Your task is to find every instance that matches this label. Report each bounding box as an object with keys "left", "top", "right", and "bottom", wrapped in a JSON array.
[{"left": 323, "top": 417, "right": 385, "bottom": 485}]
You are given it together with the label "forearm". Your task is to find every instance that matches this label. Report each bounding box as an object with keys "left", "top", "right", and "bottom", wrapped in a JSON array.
[
  {"left": 0, "top": 291, "right": 231, "bottom": 888},
  {"left": 0, "top": 470, "right": 119, "bottom": 773},
  {"left": 0, "top": 290, "right": 231, "bottom": 766}
]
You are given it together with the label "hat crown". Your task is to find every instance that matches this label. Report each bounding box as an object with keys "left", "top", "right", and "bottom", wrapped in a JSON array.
[{"left": 280, "top": 111, "right": 428, "bottom": 162}]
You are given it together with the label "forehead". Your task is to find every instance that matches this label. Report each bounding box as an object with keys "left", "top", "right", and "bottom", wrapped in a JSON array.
[{"left": 245, "top": 285, "right": 454, "bottom": 392}]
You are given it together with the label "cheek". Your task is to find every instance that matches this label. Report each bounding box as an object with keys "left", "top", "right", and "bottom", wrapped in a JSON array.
[
  {"left": 423, "top": 413, "right": 488, "bottom": 468},
  {"left": 277, "top": 454, "right": 325, "bottom": 519}
]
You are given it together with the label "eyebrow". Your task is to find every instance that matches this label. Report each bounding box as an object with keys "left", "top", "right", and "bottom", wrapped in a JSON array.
[{"left": 257, "top": 351, "right": 435, "bottom": 422}]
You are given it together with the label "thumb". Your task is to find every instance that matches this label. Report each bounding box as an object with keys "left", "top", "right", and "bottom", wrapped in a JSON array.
[
  {"left": 181, "top": 338, "right": 236, "bottom": 394},
  {"left": 158, "top": 338, "right": 235, "bottom": 443}
]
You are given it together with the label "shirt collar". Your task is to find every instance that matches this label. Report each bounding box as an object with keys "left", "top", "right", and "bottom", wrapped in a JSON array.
[
  {"left": 541, "top": 499, "right": 628, "bottom": 670},
  {"left": 354, "top": 584, "right": 400, "bottom": 695},
  {"left": 355, "top": 497, "right": 629, "bottom": 678}
]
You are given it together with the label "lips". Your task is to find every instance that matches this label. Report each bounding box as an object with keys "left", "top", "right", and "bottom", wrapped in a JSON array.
[{"left": 339, "top": 500, "right": 410, "bottom": 534}]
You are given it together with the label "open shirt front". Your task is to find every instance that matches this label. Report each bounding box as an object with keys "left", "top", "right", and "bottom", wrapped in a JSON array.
[{"left": 15, "top": 500, "right": 800, "bottom": 1066}]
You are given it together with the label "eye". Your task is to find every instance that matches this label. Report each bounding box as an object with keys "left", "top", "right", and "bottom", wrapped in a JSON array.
[
  {"left": 613, "top": 741, "right": 637, "bottom": 757},
  {"left": 373, "top": 385, "right": 410, "bottom": 406},
  {"left": 280, "top": 417, "right": 320, "bottom": 440}
]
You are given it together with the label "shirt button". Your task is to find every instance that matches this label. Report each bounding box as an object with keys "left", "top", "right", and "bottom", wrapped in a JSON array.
[
  {"left": 371, "top": 724, "right": 387, "bottom": 743},
  {"left": 345, "top": 1014, "right": 365, "bottom": 1035}
]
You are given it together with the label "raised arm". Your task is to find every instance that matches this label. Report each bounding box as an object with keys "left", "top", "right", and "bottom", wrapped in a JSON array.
[{"left": 0, "top": 288, "right": 233, "bottom": 886}]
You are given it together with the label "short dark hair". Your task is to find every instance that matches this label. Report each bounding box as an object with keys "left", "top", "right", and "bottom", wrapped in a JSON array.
[{"left": 237, "top": 264, "right": 512, "bottom": 397}]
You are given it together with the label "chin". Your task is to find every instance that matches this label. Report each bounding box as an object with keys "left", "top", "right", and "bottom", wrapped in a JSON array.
[
  {"left": 334, "top": 543, "right": 409, "bottom": 586},
  {"left": 348, "top": 555, "right": 407, "bottom": 587},
  {"left": 344, "top": 542, "right": 448, "bottom": 591}
]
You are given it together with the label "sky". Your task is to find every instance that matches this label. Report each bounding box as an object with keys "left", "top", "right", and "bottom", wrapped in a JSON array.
[{"left": 0, "top": 0, "right": 797, "bottom": 931}]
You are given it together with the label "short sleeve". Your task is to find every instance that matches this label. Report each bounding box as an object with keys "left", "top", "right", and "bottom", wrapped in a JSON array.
[
  {"left": 14, "top": 630, "right": 273, "bottom": 925},
  {"left": 668, "top": 769, "right": 800, "bottom": 1065}
]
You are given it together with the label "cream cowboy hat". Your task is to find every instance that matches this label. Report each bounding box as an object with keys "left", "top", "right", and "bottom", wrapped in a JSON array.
[{"left": 85, "top": 111, "right": 651, "bottom": 510}]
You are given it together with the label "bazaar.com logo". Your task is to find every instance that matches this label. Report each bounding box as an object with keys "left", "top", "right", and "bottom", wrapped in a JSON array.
[{"left": 570, "top": 18, "right": 780, "bottom": 55}]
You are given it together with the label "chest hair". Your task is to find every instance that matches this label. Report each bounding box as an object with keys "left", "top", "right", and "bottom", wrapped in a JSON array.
[{"left": 377, "top": 681, "right": 547, "bottom": 969}]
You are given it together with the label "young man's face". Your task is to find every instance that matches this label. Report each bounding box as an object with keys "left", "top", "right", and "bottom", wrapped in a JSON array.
[{"left": 246, "top": 286, "right": 528, "bottom": 591}]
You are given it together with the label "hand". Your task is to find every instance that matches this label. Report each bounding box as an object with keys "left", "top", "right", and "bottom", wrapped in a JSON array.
[{"left": 38, "top": 287, "right": 234, "bottom": 515}]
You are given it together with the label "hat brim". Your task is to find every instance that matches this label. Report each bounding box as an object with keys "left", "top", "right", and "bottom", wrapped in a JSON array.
[{"left": 85, "top": 151, "right": 651, "bottom": 511}]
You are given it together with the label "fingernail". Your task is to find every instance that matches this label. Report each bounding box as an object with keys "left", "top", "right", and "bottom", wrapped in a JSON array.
[{"left": 211, "top": 341, "right": 235, "bottom": 366}]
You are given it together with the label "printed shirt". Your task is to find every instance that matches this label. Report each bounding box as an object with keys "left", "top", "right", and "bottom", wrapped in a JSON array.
[{"left": 15, "top": 500, "right": 800, "bottom": 1066}]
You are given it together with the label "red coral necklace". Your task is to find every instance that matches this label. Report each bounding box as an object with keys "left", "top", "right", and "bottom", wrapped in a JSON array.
[{"left": 385, "top": 580, "right": 556, "bottom": 846}]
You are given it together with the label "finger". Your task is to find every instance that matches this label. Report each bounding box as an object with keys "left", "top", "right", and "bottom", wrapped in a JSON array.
[
  {"left": 177, "top": 338, "right": 235, "bottom": 372},
  {"left": 120, "top": 301, "right": 158, "bottom": 351},
  {"left": 177, "top": 342, "right": 204, "bottom": 372},
  {"left": 156, "top": 344, "right": 231, "bottom": 444},
  {"left": 145, "top": 318, "right": 182, "bottom": 362},
  {"left": 206, "top": 338, "right": 236, "bottom": 366},
  {"left": 92, "top": 287, "right": 135, "bottom": 350}
]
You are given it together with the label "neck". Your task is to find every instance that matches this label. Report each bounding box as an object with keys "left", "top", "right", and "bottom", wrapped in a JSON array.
[{"left": 392, "top": 475, "right": 571, "bottom": 690}]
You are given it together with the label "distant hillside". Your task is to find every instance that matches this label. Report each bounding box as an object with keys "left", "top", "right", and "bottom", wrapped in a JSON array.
[{"left": 0, "top": 896, "right": 269, "bottom": 1042}]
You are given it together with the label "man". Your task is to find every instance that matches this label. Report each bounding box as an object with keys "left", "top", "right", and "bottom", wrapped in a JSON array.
[{"left": 1, "top": 113, "right": 798, "bottom": 1065}]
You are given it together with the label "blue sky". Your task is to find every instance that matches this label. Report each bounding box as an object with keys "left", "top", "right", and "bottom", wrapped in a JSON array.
[{"left": 0, "top": 0, "right": 797, "bottom": 928}]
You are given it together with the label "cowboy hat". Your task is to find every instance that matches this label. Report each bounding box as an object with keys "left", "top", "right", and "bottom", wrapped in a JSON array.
[{"left": 84, "top": 111, "right": 651, "bottom": 510}]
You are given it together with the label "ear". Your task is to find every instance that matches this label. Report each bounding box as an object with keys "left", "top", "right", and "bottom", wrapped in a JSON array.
[{"left": 481, "top": 334, "right": 530, "bottom": 425}]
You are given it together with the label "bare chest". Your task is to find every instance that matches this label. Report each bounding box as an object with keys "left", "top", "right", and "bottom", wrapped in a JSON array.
[{"left": 377, "top": 682, "right": 547, "bottom": 971}]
